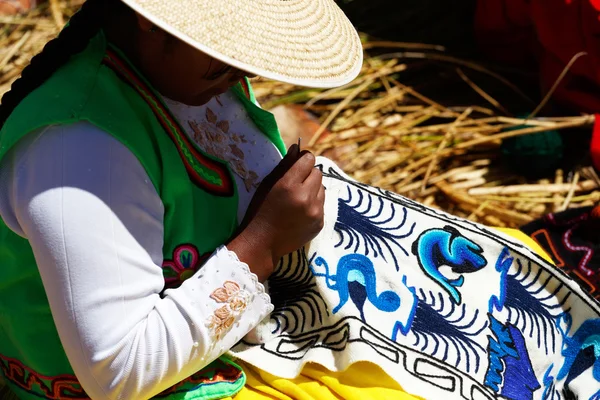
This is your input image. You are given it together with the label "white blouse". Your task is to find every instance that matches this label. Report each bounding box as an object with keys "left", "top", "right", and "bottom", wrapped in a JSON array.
[{"left": 0, "top": 90, "right": 283, "bottom": 400}]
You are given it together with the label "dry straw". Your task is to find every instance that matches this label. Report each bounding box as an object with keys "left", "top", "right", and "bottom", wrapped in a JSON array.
[{"left": 252, "top": 45, "right": 597, "bottom": 228}]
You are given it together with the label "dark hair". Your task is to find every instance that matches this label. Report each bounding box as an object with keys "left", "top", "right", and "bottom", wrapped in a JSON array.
[{"left": 0, "top": 0, "right": 110, "bottom": 129}]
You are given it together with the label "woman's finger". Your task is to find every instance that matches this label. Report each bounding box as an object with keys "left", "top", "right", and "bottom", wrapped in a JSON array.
[
  {"left": 287, "top": 151, "right": 316, "bottom": 183},
  {"left": 303, "top": 166, "right": 323, "bottom": 197}
]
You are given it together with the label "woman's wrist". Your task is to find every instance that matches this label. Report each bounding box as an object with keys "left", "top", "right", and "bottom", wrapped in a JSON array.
[{"left": 227, "top": 225, "right": 276, "bottom": 282}]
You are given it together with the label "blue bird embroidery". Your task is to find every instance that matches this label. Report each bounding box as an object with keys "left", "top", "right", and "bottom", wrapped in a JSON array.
[
  {"left": 412, "top": 226, "right": 487, "bottom": 304},
  {"left": 310, "top": 254, "right": 400, "bottom": 321}
]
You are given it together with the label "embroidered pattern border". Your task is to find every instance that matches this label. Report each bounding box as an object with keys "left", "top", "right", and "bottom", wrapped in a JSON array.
[
  {"left": 0, "top": 354, "right": 88, "bottom": 400},
  {"left": 162, "top": 243, "right": 212, "bottom": 290},
  {"left": 0, "top": 354, "right": 243, "bottom": 400},
  {"left": 239, "top": 79, "right": 251, "bottom": 102},
  {"left": 103, "top": 49, "right": 235, "bottom": 197},
  {"left": 155, "top": 361, "right": 243, "bottom": 397}
]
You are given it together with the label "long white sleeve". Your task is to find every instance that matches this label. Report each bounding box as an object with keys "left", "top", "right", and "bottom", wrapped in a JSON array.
[{"left": 0, "top": 122, "right": 273, "bottom": 400}]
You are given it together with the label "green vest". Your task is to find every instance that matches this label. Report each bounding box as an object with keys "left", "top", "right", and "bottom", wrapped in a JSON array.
[{"left": 0, "top": 32, "right": 285, "bottom": 400}]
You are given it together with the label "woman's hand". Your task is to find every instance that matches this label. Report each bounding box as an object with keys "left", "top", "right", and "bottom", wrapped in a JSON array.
[{"left": 228, "top": 144, "right": 325, "bottom": 281}]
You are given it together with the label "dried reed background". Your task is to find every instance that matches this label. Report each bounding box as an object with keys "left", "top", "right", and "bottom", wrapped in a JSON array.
[{"left": 1, "top": 0, "right": 598, "bottom": 228}]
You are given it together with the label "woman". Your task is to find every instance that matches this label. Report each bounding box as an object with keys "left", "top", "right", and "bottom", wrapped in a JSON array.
[
  {"left": 0, "top": 0, "right": 410, "bottom": 398},
  {"left": 0, "top": 1, "right": 597, "bottom": 400}
]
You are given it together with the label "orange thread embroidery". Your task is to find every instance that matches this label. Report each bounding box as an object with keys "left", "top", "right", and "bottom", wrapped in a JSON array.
[
  {"left": 531, "top": 228, "right": 566, "bottom": 267},
  {"left": 207, "top": 281, "right": 249, "bottom": 339}
]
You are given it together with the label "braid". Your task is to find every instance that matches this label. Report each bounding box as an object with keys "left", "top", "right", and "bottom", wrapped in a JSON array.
[{"left": 0, "top": 0, "right": 108, "bottom": 129}]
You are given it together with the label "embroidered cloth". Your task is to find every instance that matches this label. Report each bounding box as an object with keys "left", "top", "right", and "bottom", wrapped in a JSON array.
[{"left": 232, "top": 158, "right": 600, "bottom": 400}]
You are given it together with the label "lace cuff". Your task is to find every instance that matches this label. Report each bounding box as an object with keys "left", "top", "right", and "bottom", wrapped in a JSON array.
[
  {"left": 221, "top": 245, "right": 272, "bottom": 311},
  {"left": 189, "top": 245, "right": 273, "bottom": 353}
]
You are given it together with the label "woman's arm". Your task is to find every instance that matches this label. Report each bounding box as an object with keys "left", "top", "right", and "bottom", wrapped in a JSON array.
[{"left": 0, "top": 122, "right": 272, "bottom": 400}]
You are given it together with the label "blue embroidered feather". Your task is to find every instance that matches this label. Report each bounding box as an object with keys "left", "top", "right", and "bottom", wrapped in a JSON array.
[{"left": 335, "top": 187, "right": 415, "bottom": 271}]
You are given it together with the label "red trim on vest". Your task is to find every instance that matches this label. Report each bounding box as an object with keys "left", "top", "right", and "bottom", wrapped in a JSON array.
[
  {"left": 103, "top": 49, "right": 234, "bottom": 197},
  {"left": 0, "top": 353, "right": 243, "bottom": 400},
  {"left": 0, "top": 354, "right": 88, "bottom": 399},
  {"left": 239, "top": 79, "right": 251, "bottom": 101}
]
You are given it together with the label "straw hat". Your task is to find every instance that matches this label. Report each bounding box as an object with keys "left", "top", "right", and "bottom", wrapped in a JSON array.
[{"left": 120, "top": 0, "right": 363, "bottom": 88}]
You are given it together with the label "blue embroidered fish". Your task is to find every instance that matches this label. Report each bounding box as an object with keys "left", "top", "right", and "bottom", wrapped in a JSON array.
[
  {"left": 412, "top": 226, "right": 487, "bottom": 304},
  {"left": 310, "top": 254, "right": 400, "bottom": 321},
  {"left": 485, "top": 315, "right": 540, "bottom": 400}
]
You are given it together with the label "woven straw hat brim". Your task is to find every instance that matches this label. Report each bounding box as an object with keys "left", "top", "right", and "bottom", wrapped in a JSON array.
[{"left": 119, "top": 0, "right": 363, "bottom": 88}]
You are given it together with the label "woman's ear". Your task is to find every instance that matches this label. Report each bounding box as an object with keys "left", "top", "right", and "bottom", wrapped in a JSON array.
[
  {"left": 135, "top": 12, "right": 157, "bottom": 33},
  {"left": 134, "top": 12, "right": 170, "bottom": 49}
]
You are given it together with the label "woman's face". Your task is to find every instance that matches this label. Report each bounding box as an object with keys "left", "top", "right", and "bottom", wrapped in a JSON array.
[{"left": 124, "top": 13, "right": 253, "bottom": 105}]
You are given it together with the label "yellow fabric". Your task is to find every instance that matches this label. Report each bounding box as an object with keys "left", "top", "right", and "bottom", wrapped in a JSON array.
[
  {"left": 227, "top": 227, "right": 551, "bottom": 400},
  {"left": 494, "top": 227, "right": 553, "bottom": 264},
  {"left": 229, "top": 362, "right": 422, "bottom": 400}
]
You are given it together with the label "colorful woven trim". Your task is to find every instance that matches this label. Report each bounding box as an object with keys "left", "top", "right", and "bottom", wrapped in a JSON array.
[
  {"left": 1, "top": 353, "right": 244, "bottom": 400},
  {"left": 0, "top": 354, "right": 88, "bottom": 400},
  {"left": 103, "top": 48, "right": 235, "bottom": 197},
  {"left": 522, "top": 206, "right": 600, "bottom": 300},
  {"left": 155, "top": 359, "right": 243, "bottom": 398},
  {"left": 238, "top": 79, "right": 252, "bottom": 103},
  {"left": 162, "top": 244, "right": 211, "bottom": 290}
]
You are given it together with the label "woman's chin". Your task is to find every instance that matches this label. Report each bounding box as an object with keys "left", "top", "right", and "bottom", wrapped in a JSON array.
[{"left": 194, "top": 87, "right": 232, "bottom": 105}]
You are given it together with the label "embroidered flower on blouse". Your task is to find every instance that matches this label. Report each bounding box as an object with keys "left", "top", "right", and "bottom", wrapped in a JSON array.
[
  {"left": 187, "top": 118, "right": 261, "bottom": 193},
  {"left": 228, "top": 295, "right": 247, "bottom": 312},
  {"left": 162, "top": 244, "right": 209, "bottom": 289},
  {"left": 206, "top": 281, "right": 250, "bottom": 340},
  {"left": 207, "top": 310, "right": 235, "bottom": 340}
]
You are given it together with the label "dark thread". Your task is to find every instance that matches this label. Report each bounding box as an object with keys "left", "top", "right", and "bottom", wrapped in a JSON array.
[
  {"left": 504, "top": 259, "right": 571, "bottom": 354},
  {"left": 411, "top": 289, "right": 486, "bottom": 374}
]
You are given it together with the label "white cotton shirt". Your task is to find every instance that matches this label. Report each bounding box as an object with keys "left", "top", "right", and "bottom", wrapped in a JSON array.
[{"left": 0, "top": 90, "right": 283, "bottom": 400}]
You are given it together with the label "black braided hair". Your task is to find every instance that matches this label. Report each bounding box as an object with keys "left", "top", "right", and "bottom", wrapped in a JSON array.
[{"left": 0, "top": 0, "right": 110, "bottom": 129}]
